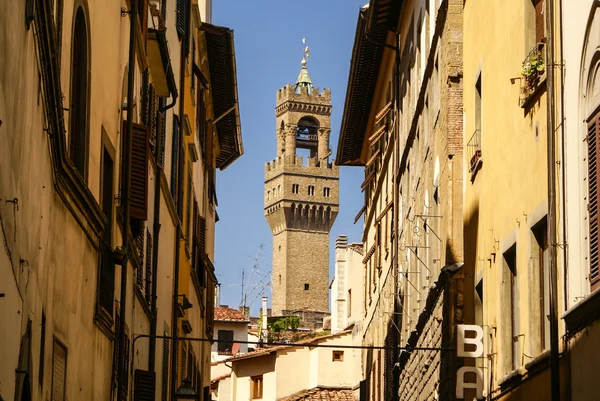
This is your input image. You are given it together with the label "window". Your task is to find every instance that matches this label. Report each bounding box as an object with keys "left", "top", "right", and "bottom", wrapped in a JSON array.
[
  {"left": 308, "top": 185, "right": 315, "bottom": 196},
  {"left": 304, "top": 283, "right": 310, "bottom": 291},
  {"left": 217, "top": 330, "right": 234, "bottom": 354},
  {"left": 532, "top": 218, "right": 549, "bottom": 351},
  {"left": 99, "top": 148, "right": 115, "bottom": 317},
  {"left": 69, "top": 7, "right": 89, "bottom": 179},
  {"left": 171, "top": 115, "right": 180, "bottom": 205},
  {"left": 332, "top": 350, "right": 344, "bottom": 362},
  {"left": 588, "top": 112, "right": 600, "bottom": 290},
  {"left": 176, "top": 0, "right": 186, "bottom": 37},
  {"left": 267, "top": 190, "right": 270, "bottom": 200},
  {"left": 292, "top": 184, "right": 299, "bottom": 194},
  {"left": 162, "top": 331, "right": 170, "bottom": 401},
  {"left": 52, "top": 339, "right": 67, "bottom": 401},
  {"left": 323, "top": 187, "right": 330, "bottom": 197},
  {"left": 251, "top": 376, "right": 263, "bottom": 399},
  {"left": 502, "top": 244, "right": 518, "bottom": 372}
]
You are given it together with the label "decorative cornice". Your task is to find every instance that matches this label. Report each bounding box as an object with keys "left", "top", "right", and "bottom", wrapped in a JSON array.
[{"left": 275, "top": 101, "right": 332, "bottom": 117}]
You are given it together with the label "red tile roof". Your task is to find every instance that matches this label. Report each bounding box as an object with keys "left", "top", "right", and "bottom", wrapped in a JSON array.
[
  {"left": 214, "top": 306, "right": 249, "bottom": 322},
  {"left": 279, "top": 387, "right": 354, "bottom": 401}
]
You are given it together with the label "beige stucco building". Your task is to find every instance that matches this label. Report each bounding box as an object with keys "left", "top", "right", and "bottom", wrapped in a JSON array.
[
  {"left": 214, "top": 331, "right": 357, "bottom": 401},
  {"left": 0, "top": 1, "right": 242, "bottom": 400}
]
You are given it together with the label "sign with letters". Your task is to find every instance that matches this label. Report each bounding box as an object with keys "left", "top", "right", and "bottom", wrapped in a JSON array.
[{"left": 456, "top": 324, "right": 484, "bottom": 400}]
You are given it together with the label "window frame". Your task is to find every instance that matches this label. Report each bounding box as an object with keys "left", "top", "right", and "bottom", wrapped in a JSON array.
[{"left": 251, "top": 375, "right": 263, "bottom": 399}]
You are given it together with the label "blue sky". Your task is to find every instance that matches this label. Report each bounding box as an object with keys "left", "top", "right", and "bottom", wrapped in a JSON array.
[{"left": 213, "top": 0, "right": 367, "bottom": 314}]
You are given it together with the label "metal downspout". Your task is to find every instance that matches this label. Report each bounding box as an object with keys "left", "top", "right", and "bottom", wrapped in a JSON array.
[
  {"left": 117, "top": 0, "right": 137, "bottom": 400},
  {"left": 545, "top": 0, "right": 560, "bottom": 399}
]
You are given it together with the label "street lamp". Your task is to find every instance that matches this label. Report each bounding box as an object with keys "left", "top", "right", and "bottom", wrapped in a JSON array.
[{"left": 174, "top": 379, "right": 198, "bottom": 400}]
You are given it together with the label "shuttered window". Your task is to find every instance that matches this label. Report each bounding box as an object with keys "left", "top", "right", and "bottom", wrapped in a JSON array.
[
  {"left": 138, "top": 0, "right": 149, "bottom": 48},
  {"left": 162, "top": 334, "right": 170, "bottom": 401},
  {"left": 121, "top": 332, "right": 130, "bottom": 401},
  {"left": 134, "top": 369, "right": 155, "bottom": 401},
  {"left": 176, "top": 0, "right": 185, "bottom": 37},
  {"left": 206, "top": 279, "right": 215, "bottom": 338},
  {"left": 130, "top": 122, "right": 149, "bottom": 221},
  {"left": 217, "top": 330, "right": 234, "bottom": 354},
  {"left": 51, "top": 340, "right": 67, "bottom": 401},
  {"left": 177, "top": 139, "right": 185, "bottom": 219},
  {"left": 171, "top": 116, "right": 180, "bottom": 204},
  {"left": 181, "top": 342, "right": 188, "bottom": 381},
  {"left": 145, "top": 229, "right": 153, "bottom": 304},
  {"left": 99, "top": 149, "right": 115, "bottom": 316},
  {"left": 588, "top": 113, "right": 600, "bottom": 290}
]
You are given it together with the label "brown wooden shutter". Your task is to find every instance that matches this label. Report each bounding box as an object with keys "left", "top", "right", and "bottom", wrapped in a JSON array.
[
  {"left": 535, "top": 0, "right": 544, "bottom": 43},
  {"left": 51, "top": 340, "right": 67, "bottom": 401},
  {"left": 157, "top": 110, "right": 166, "bottom": 166},
  {"left": 121, "top": 334, "right": 130, "bottom": 401},
  {"left": 138, "top": 0, "right": 149, "bottom": 49},
  {"left": 171, "top": 116, "right": 180, "bottom": 203},
  {"left": 133, "top": 369, "right": 155, "bottom": 401},
  {"left": 149, "top": 86, "right": 158, "bottom": 155},
  {"left": 588, "top": 115, "right": 600, "bottom": 290},
  {"left": 177, "top": 140, "right": 185, "bottom": 219},
  {"left": 145, "top": 229, "right": 152, "bottom": 304},
  {"left": 161, "top": 336, "right": 169, "bottom": 401},
  {"left": 112, "top": 311, "right": 120, "bottom": 389},
  {"left": 176, "top": 0, "right": 185, "bottom": 37},
  {"left": 181, "top": 342, "right": 187, "bottom": 381},
  {"left": 130, "top": 122, "right": 149, "bottom": 221},
  {"left": 206, "top": 278, "right": 215, "bottom": 338},
  {"left": 141, "top": 70, "right": 149, "bottom": 125},
  {"left": 192, "top": 200, "right": 198, "bottom": 274},
  {"left": 199, "top": 216, "right": 206, "bottom": 254}
]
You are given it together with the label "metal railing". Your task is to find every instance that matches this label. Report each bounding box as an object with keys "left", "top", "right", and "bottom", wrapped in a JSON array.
[{"left": 467, "top": 129, "right": 482, "bottom": 173}]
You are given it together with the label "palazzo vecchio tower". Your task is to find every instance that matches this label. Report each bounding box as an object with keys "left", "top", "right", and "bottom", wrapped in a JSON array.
[{"left": 264, "top": 48, "right": 339, "bottom": 316}]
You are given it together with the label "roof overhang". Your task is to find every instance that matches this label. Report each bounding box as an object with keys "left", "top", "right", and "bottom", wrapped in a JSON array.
[
  {"left": 336, "top": 0, "right": 402, "bottom": 166},
  {"left": 147, "top": 28, "right": 178, "bottom": 98},
  {"left": 201, "top": 23, "right": 244, "bottom": 170}
]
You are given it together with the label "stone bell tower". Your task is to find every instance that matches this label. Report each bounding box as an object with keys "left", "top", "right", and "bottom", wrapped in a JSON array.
[{"left": 264, "top": 51, "right": 339, "bottom": 316}]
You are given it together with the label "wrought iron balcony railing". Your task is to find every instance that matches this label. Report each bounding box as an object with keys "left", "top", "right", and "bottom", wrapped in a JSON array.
[{"left": 467, "top": 129, "right": 482, "bottom": 174}]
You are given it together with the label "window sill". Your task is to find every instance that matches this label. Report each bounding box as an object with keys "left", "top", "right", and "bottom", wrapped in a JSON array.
[
  {"left": 498, "top": 368, "right": 524, "bottom": 392},
  {"left": 520, "top": 76, "right": 547, "bottom": 109},
  {"left": 563, "top": 286, "right": 600, "bottom": 335},
  {"left": 524, "top": 349, "right": 550, "bottom": 375}
]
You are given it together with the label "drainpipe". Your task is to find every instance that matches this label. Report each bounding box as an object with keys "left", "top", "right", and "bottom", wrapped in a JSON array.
[
  {"left": 262, "top": 296, "right": 268, "bottom": 342},
  {"left": 117, "top": 0, "right": 137, "bottom": 400},
  {"left": 171, "top": 0, "right": 191, "bottom": 397},
  {"left": 545, "top": 0, "right": 560, "bottom": 399}
]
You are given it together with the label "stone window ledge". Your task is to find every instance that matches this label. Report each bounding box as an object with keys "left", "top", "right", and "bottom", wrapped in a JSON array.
[
  {"left": 498, "top": 368, "right": 524, "bottom": 391},
  {"left": 524, "top": 349, "right": 550, "bottom": 374},
  {"left": 563, "top": 287, "right": 600, "bottom": 335}
]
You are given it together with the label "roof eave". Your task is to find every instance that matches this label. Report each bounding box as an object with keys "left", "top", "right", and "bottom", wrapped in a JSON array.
[{"left": 201, "top": 23, "right": 244, "bottom": 170}]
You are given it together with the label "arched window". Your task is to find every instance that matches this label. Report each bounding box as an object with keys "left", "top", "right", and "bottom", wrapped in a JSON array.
[
  {"left": 295, "top": 116, "right": 319, "bottom": 140},
  {"left": 69, "top": 7, "right": 89, "bottom": 179}
]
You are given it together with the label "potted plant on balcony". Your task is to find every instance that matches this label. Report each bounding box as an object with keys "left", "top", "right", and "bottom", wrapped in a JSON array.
[
  {"left": 112, "top": 246, "right": 131, "bottom": 266},
  {"left": 521, "top": 50, "right": 545, "bottom": 91}
]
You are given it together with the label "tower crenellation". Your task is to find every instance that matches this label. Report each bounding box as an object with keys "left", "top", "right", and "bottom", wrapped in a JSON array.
[{"left": 265, "top": 54, "right": 339, "bottom": 317}]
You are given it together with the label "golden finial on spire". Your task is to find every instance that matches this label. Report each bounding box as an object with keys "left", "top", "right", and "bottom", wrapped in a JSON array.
[{"left": 301, "top": 37, "right": 310, "bottom": 67}]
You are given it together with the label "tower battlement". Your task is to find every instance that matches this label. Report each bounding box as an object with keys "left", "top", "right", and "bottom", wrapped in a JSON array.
[
  {"left": 265, "top": 155, "right": 338, "bottom": 180},
  {"left": 276, "top": 83, "right": 332, "bottom": 106}
]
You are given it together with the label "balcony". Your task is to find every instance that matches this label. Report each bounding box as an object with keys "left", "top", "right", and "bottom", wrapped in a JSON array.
[
  {"left": 519, "top": 41, "right": 546, "bottom": 107},
  {"left": 467, "top": 129, "right": 482, "bottom": 178}
]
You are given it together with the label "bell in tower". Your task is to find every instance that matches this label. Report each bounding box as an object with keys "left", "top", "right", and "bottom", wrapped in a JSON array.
[{"left": 264, "top": 41, "right": 340, "bottom": 319}]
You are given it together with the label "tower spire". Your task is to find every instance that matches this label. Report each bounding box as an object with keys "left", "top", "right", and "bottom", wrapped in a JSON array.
[{"left": 295, "top": 38, "right": 313, "bottom": 94}]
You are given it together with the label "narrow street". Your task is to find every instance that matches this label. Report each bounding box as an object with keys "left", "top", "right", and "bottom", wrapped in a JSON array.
[{"left": 0, "top": 1, "right": 598, "bottom": 401}]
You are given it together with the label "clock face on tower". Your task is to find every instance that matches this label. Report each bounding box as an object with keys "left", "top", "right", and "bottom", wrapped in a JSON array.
[{"left": 264, "top": 61, "right": 339, "bottom": 317}]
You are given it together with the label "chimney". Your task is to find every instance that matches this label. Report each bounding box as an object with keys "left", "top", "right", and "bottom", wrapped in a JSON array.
[{"left": 215, "top": 284, "right": 221, "bottom": 307}]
